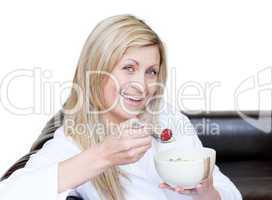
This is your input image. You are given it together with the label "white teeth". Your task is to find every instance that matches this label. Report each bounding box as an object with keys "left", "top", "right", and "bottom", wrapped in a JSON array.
[
  {"left": 120, "top": 91, "right": 144, "bottom": 101},
  {"left": 123, "top": 94, "right": 142, "bottom": 101}
]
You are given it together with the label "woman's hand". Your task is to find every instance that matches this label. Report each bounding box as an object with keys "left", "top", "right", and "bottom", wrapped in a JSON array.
[
  {"left": 159, "top": 176, "right": 221, "bottom": 200},
  {"left": 98, "top": 118, "right": 152, "bottom": 166},
  {"left": 58, "top": 118, "right": 151, "bottom": 193}
]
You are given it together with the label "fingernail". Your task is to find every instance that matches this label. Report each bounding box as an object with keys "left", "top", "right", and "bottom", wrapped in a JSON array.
[{"left": 175, "top": 188, "right": 181, "bottom": 192}]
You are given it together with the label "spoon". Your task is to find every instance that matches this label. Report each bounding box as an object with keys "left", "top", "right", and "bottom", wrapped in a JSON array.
[
  {"left": 131, "top": 119, "right": 176, "bottom": 143},
  {"left": 150, "top": 130, "right": 176, "bottom": 143}
]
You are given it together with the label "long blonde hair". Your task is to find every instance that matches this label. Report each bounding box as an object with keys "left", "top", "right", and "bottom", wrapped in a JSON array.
[{"left": 63, "top": 14, "right": 168, "bottom": 200}]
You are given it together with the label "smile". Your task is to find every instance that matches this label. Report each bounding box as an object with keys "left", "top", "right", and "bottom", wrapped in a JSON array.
[
  {"left": 120, "top": 90, "right": 145, "bottom": 106},
  {"left": 121, "top": 93, "right": 144, "bottom": 101}
]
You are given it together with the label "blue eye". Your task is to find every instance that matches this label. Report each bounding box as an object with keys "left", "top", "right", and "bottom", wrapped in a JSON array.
[
  {"left": 122, "top": 65, "right": 135, "bottom": 72},
  {"left": 146, "top": 68, "right": 158, "bottom": 76}
]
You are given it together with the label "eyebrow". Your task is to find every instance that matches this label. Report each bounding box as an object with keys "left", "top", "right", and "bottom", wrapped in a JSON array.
[
  {"left": 126, "top": 58, "right": 139, "bottom": 65},
  {"left": 126, "top": 58, "right": 159, "bottom": 68}
]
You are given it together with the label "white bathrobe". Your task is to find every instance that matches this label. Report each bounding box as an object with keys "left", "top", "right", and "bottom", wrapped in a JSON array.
[{"left": 0, "top": 102, "right": 243, "bottom": 200}]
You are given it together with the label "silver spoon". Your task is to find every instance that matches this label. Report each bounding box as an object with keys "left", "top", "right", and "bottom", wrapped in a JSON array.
[
  {"left": 131, "top": 120, "right": 176, "bottom": 143},
  {"left": 149, "top": 130, "right": 176, "bottom": 143}
]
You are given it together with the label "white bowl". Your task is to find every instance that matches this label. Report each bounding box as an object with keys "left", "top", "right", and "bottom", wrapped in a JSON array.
[{"left": 154, "top": 147, "right": 216, "bottom": 189}]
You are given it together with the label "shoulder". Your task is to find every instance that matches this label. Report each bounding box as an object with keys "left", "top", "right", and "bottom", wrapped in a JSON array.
[
  {"left": 43, "top": 126, "right": 81, "bottom": 155},
  {"left": 158, "top": 100, "right": 192, "bottom": 129},
  {"left": 25, "top": 126, "right": 81, "bottom": 169},
  {"left": 157, "top": 100, "right": 203, "bottom": 148}
]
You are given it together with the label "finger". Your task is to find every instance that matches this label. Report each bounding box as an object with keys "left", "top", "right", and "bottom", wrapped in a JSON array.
[
  {"left": 159, "top": 183, "right": 175, "bottom": 191},
  {"left": 195, "top": 183, "right": 205, "bottom": 193},
  {"left": 116, "top": 143, "right": 151, "bottom": 165},
  {"left": 122, "top": 143, "right": 151, "bottom": 161},
  {"left": 114, "top": 136, "right": 151, "bottom": 153},
  {"left": 121, "top": 128, "right": 141, "bottom": 138},
  {"left": 120, "top": 118, "right": 144, "bottom": 130},
  {"left": 176, "top": 188, "right": 196, "bottom": 195},
  {"left": 174, "top": 186, "right": 185, "bottom": 193},
  {"left": 184, "top": 189, "right": 196, "bottom": 195},
  {"left": 132, "top": 143, "right": 152, "bottom": 155},
  {"left": 159, "top": 182, "right": 169, "bottom": 188},
  {"left": 123, "top": 128, "right": 150, "bottom": 139},
  {"left": 124, "top": 136, "right": 152, "bottom": 150},
  {"left": 201, "top": 175, "right": 213, "bottom": 184},
  {"left": 200, "top": 176, "right": 213, "bottom": 189},
  {"left": 196, "top": 179, "right": 211, "bottom": 193}
]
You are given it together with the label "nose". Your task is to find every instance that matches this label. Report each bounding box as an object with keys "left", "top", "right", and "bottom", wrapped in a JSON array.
[
  {"left": 120, "top": 68, "right": 149, "bottom": 96},
  {"left": 121, "top": 80, "right": 147, "bottom": 97},
  {"left": 128, "top": 68, "right": 147, "bottom": 92}
]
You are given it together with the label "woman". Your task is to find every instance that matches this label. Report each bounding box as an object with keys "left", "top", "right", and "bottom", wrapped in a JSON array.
[{"left": 0, "top": 14, "right": 242, "bottom": 200}]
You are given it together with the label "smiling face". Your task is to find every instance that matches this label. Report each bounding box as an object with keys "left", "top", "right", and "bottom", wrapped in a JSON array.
[{"left": 102, "top": 45, "right": 161, "bottom": 123}]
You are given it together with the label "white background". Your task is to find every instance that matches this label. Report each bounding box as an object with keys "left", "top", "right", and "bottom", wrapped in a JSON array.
[{"left": 0, "top": 0, "right": 272, "bottom": 176}]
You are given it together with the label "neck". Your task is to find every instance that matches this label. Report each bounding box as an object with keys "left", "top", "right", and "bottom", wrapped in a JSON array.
[{"left": 101, "top": 112, "right": 126, "bottom": 125}]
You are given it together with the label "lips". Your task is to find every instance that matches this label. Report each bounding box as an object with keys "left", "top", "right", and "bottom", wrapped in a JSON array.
[
  {"left": 121, "top": 93, "right": 144, "bottom": 101},
  {"left": 120, "top": 90, "right": 145, "bottom": 106},
  {"left": 120, "top": 89, "right": 145, "bottom": 100}
]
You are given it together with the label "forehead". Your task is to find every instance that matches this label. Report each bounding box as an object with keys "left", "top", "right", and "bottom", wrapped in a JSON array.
[{"left": 121, "top": 45, "right": 160, "bottom": 66}]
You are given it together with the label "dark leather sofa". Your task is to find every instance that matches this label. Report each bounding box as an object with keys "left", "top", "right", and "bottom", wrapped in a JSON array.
[
  {"left": 185, "top": 110, "right": 272, "bottom": 200},
  {"left": 1, "top": 110, "right": 271, "bottom": 200}
]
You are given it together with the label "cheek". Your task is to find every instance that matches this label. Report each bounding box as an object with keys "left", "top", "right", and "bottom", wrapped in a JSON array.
[
  {"left": 147, "top": 80, "right": 159, "bottom": 96},
  {"left": 102, "top": 70, "right": 130, "bottom": 108},
  {"left": 103, "top": 79, "right": 119, "bottom": 107}
]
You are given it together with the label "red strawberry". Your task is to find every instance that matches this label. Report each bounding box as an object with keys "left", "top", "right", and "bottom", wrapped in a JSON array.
[{"left": 160, "top": 128, "right": 173, "bottom": 141}]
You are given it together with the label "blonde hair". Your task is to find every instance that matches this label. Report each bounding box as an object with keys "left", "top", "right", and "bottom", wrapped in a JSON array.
[{"left": 63, "top": 14, "right": 168, "bottom": 200}]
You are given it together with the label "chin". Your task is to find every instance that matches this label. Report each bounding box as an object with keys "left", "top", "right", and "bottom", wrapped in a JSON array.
[
  {"left": 114, "top": 106, "right": 144, "bottom": 122},
  {"left": 119, "top": 109, "right": 140, "bottom": 120}
]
